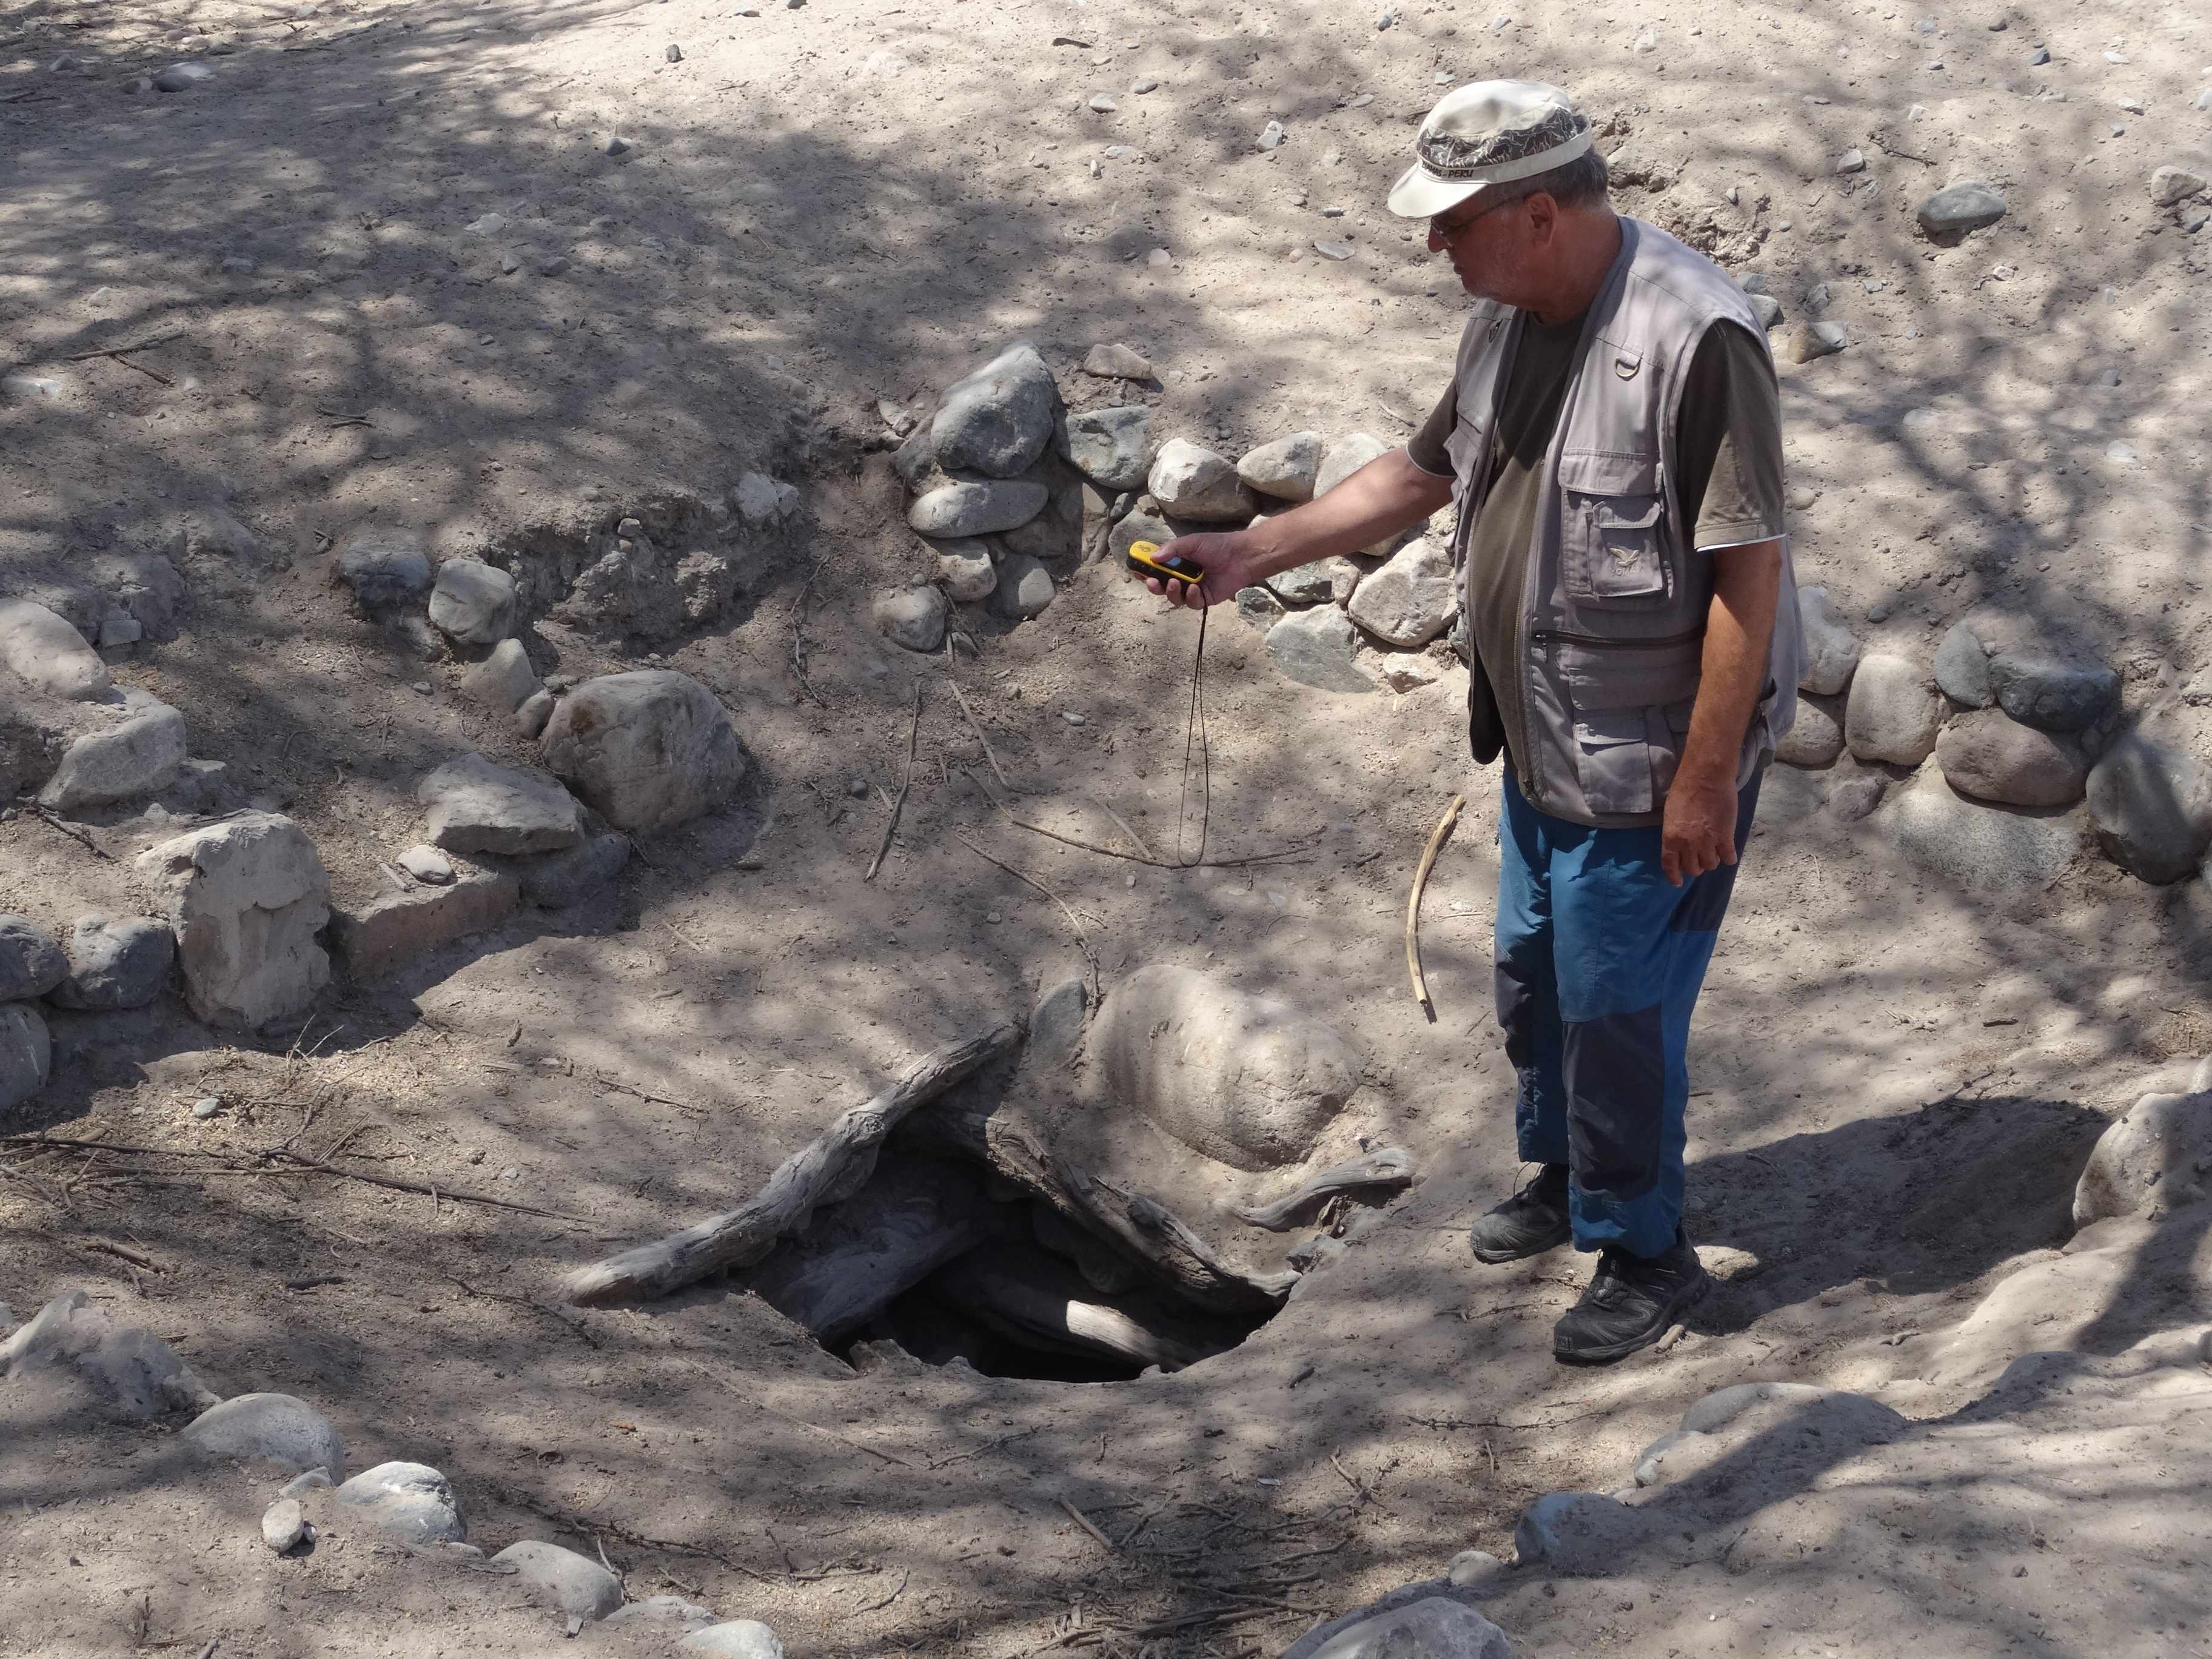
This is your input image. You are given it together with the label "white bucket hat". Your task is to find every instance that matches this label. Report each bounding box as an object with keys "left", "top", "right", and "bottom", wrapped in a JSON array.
[{"left": 1386, "top": 79, "right": 1594, "bottom": 220}]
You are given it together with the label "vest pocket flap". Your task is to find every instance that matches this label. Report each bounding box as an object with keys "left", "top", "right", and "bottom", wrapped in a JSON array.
[
  {"left": 1593, "top": 497, "right": 1664, "bottom": 531},
  {"left": 1572, "top": 707, "right": 1647, "bottom": 748},
  {"left": 1557, "top": 638, "right": 1703, "bottom": 711},
  {"left": 1557, "top": 451, "right": 1661, "bottom": 495}
]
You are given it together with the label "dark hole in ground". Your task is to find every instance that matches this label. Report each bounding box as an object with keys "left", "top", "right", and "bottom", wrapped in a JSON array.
[{"left": 729, "top": 1153, "right": 1287, "bottom": 1384}]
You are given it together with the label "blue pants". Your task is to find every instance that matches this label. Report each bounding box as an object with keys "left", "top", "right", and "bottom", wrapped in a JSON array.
[{"left": 1493, "top": 768, "right": 1761, "bottom": 1258}]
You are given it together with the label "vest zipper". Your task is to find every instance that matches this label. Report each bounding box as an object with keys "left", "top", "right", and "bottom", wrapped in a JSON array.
[{"left": 1530, "top": 627, "right": 1705, "bottom": 651}]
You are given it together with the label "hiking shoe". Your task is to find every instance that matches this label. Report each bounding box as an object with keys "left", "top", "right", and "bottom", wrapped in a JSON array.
[
  {"left": 1467, "top": 1164, "right": 1572, "bottom": 1264},
  {"left": 1552, "top": 1228, "right": 1711, "bottom": 1364}
]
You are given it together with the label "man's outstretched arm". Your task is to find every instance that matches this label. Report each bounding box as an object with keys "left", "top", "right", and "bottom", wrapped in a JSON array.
[{"left": 1143, "top": 450, "right": 1455, "bottom": 608}]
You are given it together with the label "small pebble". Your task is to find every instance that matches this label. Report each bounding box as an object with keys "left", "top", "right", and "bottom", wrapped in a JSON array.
[
  {"left": 2029, "top": 47, "right": 2050, "bottom": 64},
  {"left": 539, "top": 255, "right": 570, "bottom": 277},
  {"left": 1313, "top": 240, "right": 1355, "bottom": 261},
  {"left": 500, "top": 1166, "right": 520, "bottom": 1182},
  {"left": 848, "top": 777, "right": 870, "bottom": 798},
  {"left": 603, "top": 135, "right": 631, "bottom": 156},
  {"left": 192, "top": 1097, "right": 221, "bottom": 1120},
  {"left": 1088, "top": 92, "right": 1119, "bottom": 112},
  {"left": 665, "top": 43, "right": 683, "bottom": 62},
  {"left": 411, "top": 680, "right": 433, "bottom": 695},
  {"left": 1131, "top": 77, "right": 1159, "bottom": 93},
  {"left": 985, "top": 911, "right": 1004, "bottom": 925},
  {"left": 262, "top": 1500, "right": 310, "bottom": 1554},
  {"left": 1255, "top": 120, "right": 1286, "bottom": 152}
]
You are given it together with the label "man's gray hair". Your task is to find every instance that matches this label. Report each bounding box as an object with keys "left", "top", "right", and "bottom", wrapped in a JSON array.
[{"left": 1483, "top": 148, "right": 1610, "bottom": 213}]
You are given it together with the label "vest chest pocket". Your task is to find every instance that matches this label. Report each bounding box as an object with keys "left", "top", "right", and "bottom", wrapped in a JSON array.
[{"left": 1559, "top": 453, "right": 1674, "bottom": 609}]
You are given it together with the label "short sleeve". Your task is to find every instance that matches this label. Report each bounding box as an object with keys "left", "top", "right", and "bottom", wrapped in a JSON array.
[
  {"left": 1406, "top": 380, "right": 1460, "bottom": 478},
  {"left": 1675, "top": 322, "right": 1786, "bottom": 552}
]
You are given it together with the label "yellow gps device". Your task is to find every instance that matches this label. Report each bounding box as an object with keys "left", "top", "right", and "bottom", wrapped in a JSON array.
[{"left": 1125, "top": 540, "right": 1205, "bottom": 588}]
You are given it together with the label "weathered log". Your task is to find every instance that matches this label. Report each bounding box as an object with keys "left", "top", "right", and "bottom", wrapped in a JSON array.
[
  {"left": 1031, "top": 1202, "right": 1140, "bottom": 1296},
  {"left": 927, "top": 1254, "right": 1241, "bottom": 1372},
  {"left": 899, "top": 1094, "right": 1298, "bottom": 1313},
  {"left": 736, "top": 1159, "right": 1003, "bottom": 1342},
  {"left": 1235, "top": 1146, "right": 1416, "bottom": 1232},
  {"left": 560, "top": 1021, "right": 1023, "bottom": 1307}
]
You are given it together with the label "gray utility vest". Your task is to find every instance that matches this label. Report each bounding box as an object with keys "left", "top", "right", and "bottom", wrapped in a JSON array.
[{"left": 1441, "top": 216, "right": 1803, "bottom": 830}]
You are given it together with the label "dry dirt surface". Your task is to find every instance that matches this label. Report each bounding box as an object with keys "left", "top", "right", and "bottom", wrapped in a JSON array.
[{"left": 6, "top": 0, "right": 2212, "bottom": 1656}]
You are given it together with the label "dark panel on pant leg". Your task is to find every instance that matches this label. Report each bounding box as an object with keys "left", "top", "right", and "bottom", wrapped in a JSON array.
[{"left": 1562, "top": 1002, "right": 1666, "bottom": 1200}]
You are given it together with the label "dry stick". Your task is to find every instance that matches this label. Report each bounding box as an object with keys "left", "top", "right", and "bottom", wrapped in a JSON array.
[
  {"left": 25, "top": 1230, "right": 166, "bottom": 1273},
  {"left": 1101, "top": 805, "right": 1157, "bottom": 863},
  {"left": 110, "top": 354, "right": 173, "bottom": 386},
  {"left": 967, "top": 769, "right": 1315, "bottom": 871},
  {"left": 441, "top": 1274, "right": 602, "bottom": 1349},
  {"left": 64, "top": 331, "right": 181, "bottom": 362},
  {"left": 950, "top": 831, "right": 1099, "bottom": 996},
  {"left": 850, "top": 1567, "right": 910, "bottom": 1615},
  {"left": 789, "top": 553, "right": 830, "bottom": 704},
  {"left": 947, "top": 680, "right": 1011, "bottom": 789},
  {"left": 28, "top": 805, "right": 113, "bottom": 860},
  {"left": 267, "top": 1148, "right": 587, "bottom": 1221},
  {"left": 1405, "top": 794, "right": 1466, "bottom": 1022},
  {"left": 866, "top": 680, "right": 924, "bottom": 882},
  {"left": 560, "top": 1020, "right": 1023, "bottom": 1305},
  {"left": 1059, "top": 1499, "right": 1116, "bottom": 1553}
]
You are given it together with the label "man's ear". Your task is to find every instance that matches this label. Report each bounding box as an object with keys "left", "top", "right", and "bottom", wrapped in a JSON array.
[{"left": 1523, "top": 192, "right": 1560, "bottom": 243}]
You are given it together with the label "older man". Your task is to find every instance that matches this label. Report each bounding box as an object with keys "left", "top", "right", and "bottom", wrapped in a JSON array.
[{"left": 1142, "top": 81, "right": 1801, "bottom": 1363}]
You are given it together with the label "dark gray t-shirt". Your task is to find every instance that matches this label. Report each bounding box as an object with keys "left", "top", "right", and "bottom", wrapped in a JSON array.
[{"left": 1406, "top": 318, "right": 1786, "bottom": 773}]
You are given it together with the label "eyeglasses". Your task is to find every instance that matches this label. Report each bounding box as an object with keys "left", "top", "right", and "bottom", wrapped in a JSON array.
[{"left": 1429, "top": 195, "right": 1513, "bottom": 242}]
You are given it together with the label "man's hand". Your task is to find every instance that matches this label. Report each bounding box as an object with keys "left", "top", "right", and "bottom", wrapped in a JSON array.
[
  {"left": 1660, "top": 768, "right": 1739, "bottom": 886},
  {"left": 1139, "top": 532, "right": 1264, "bottom": 609}
]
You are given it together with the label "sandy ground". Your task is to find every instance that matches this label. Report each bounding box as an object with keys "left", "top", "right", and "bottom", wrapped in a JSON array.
[{"left": 5, "top": 0, "right": 2212, "bottom": 1654}]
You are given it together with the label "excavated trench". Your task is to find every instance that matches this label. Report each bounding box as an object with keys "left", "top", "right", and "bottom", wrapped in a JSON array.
[{"left": 727, "top": 1136, "right": 1411, "bottom": 1384}]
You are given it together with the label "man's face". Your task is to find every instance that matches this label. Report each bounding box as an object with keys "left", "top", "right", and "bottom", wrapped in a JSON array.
[{"left": 1427, "top": 192, "right": 1533, "bottom": 302}]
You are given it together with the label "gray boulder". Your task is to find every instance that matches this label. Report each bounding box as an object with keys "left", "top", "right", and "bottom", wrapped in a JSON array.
[
  {"left": 1236, "top": 587, "right": 1285, "bottom": 632},
  {"left": 1936, "top": 710, "right": 2088, "bottom": 807},
  {"left": 873, "top": 586, "right": 948, "bottom": 653},
  {"left": 0, "top": 1290, "right": 216, "bottom": 1419},
  {"left": 262, "top": 1499, "right": 310, "bottom": 1553},
  {"left": 337, "top": 528, "right": 432, "bottom": 612},
  {"left": 461, "top": 638, "right": 540, "bottom": 714},
  {"left": 732, "top": 472, "right": 799, "bottom": 527},
  {"left": 998, "top": 460, "right": 1087, "bottom": 563},
  {"left": 680, "top": 1622, "right": 786, "bottom": 1659},
  {"left": 1845, "top": 654, "right": 1942, "bottom": 765},
  {"left": 490, "top": 1540, "right": 623, "bottom": 1622},
  {"left": 891, "top": 423, "right": 937, "bottom": 491},
  {"left": 607, "top": 1595, "right": 719, "bottom": 1630},
  {"left": 540, "top": 671, "right": 749, "bottom": 833},
  {"left": 993, "top": 553, "right": 1056, "bottom": 620},
  {"left": 1934, "top": 618, "right": 1996, "bottom": 706},
  {"left": 1060, "top": 406, "right": 1153, "bottom": 492},
  {"left": 182, "top": 1392, "right": 344, "bottom": 1481},
  {"left": 1512, "top": 1490, "right": 1655, "bottom": 1574},
  {"left": 0, "top": 599, "right": 110, "bottom": 700},
  {"left": 336, "top": 1460, "right": 468, "bottom": 1545},
  {"left": 37, "top": 689, "right": 188, "bottom": 811},
  {"left": 1028, "top": 976, "right": 1088, "bottom": 1071},
  {"left": 1775, "top": 697, "right": 1845, "bottom": 768},
  {"left": 924, "top": 537, "right": 996, "bottom": 603},
  {"left": 497, "top": 831, "right": 631, "bottom": 909},
  {"left": 930, "top": 342, "right": 1061, "bottom": 479},
  {"left": 1316, "top": 433, "right": 1411, "bottom": 557},
  {"left": 1989, "top": 648, "right": 2119, "bottom": 732},
  {"left": 426, "top": 560, "right": 517, "bottom": 646},
  {"left": 1108, "top": 501, "right": 1177, "bottom": 567},
  {"left": 1148, "top": 440, "right": 1256, "bottom": 523},
  {"left": 1796, "top": 585, "right": 1860, "bottom": 695},
  {"left": 1286, "top": 1597, "right": 1509, "bottom": 1659},
  {"left": 1082, "top": 343, "right": 1153, "bottom": 380},
  {"left": 515, "top": 689, "right": 555, "bottom": 739},
  {"left": 331, "top": 868, "right": 521, "bottom": 980},
  {"left": 1917, "top": 181, "right": 2008, "bottom": 238},
  {"left": 0, "top": 1004, "right": 50, "bottom": 1113},
  {"left": 2087, "top": 733, "right": 2212, "bottom": 883},
  {"left": 2151, "top": 163, "right": 2210, "bottom": 206},
  {"left": 49, "top": 915, "right": 174, "bottom": 1010},
  {"left": 1886, "top": 766, "right": 2080, "bottom": 891},
  {"left": 1091, "top": 964, "right": 1362, "bottom": 1171},
  {"left": 1237, "top": 432, "right": 1323, "bottom": 501},
  {"left": 418, "top": 754, "right": 583, "bottom": 856},
  {"left": 2074, "top": 1090, "right": 2212, "bottom": 1225},
  {"left": 1267, "top": 607, "right": 1375, "bottom": 694},
  {"left": 1268, "top": 557, "right": 1359, "bottom": 607},
  {"left": 1346, "top": 536, "right": 1453, "bottom": 647},
  {"left": 0, "top": 916, "right": 67, "bottom": 1001},
  {"left": 909, "top": 479, "right": 1050, "bottom": 538},
  {"left": 135, "top": 814, "right": 330, "bottom": 1030}
]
